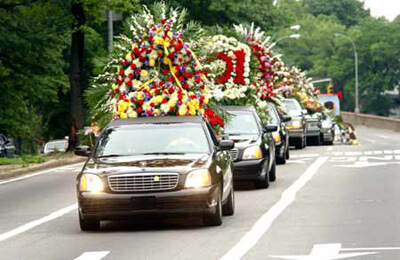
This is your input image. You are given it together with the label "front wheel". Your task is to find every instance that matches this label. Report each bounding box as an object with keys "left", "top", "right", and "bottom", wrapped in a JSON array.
[
  {"left": 254, "top": 162, "right": 270, "bottom": 189},
  {"left": 203, "top": 190, "right": 223, "bottom": 226},
  {"left": 269, "top": 158, "right": 277, "bottom": 182},
  {"left": 79, "top": 211, "right": 100, "bottom": 231},
  {"left": 222, "top": 185, "right": 235, "bottom": 216}
]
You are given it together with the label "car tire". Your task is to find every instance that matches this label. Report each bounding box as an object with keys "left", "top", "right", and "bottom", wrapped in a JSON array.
[
  {"left": 203, "top": 190, "right": 223, "bottom": 226},
  {"left": 295, "top": 139, "right": 303, "bottom": 149},
  {"left": 315, "top": 135, "right": 321, "bottom": 146},
  {"left": 276, "top": 144, "right": 286, "bottom": 164},
  {"left": 222, "top": 185, "right": 235, "bottom": 216},
  {"left": 254, "top": 162, "right": 270, "bottom": 189},
  {"left": 79, "top": 211, "right": 100, "bottom": 231},
  {"left": 269, "top": 158, "right": 277, "bottom": 182},
  {"left": 285, "top": 146, "right": 290, "bottom": 160}
]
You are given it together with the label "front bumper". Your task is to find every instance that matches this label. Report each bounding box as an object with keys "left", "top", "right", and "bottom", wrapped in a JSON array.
[
  {"left": 232, "top": 158, "right": 266, "bottom": 181},
  {"left": 306, "top": 128, "right": 320, "bottom": 137},
  {"left": 78, "top": 185, "right": 219, "bottom": 219},
  {"left": 322, "top": 129, "right": 334, "bottom": 141}
]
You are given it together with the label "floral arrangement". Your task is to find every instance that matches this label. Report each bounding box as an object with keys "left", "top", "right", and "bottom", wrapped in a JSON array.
[
  {"left": 200, "top": 35, "right": 255, "bottom": 106},
  {"left": 89, "top": 3, "right": 224, "bottom": 133}
]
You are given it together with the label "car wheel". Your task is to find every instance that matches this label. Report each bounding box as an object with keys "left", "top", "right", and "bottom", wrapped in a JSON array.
[
  {"left": 269, "top": 158, "right": 277, "bottom": 182},
  {"left": 203, "top": 190, "right": 223, "bottom": 226},
  {"left": 254, "top": 162, "right": 270, "bottom": 189},
  {"left": 295, "top": 139, "right": 303, "bottom": 149},
  {"left": 285, "top": 146, "right": 290, "bottom": 160},
  {"left": 315, "top": 135, "right": 321, "bottom": 146},
  {"left": 276, "top": 144, "right": 286, "bottom": 164},
  {"left": 79, "top": 211, "right": 100, "bottom": 231},
  {"left": 222, "top": 185, "right": 235, "bottom": 216},
  {"left": 303, "top": 137, "right": 307, "bottom": 148}
]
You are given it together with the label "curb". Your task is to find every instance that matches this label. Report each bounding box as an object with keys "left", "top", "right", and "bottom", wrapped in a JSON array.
[{"left": 0, "top": 157, "right": 86, "bottom": 181}]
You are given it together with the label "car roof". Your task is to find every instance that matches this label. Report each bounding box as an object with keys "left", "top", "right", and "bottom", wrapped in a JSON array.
[
  {"left": 107, "top": 116, "right": 205, "bottom": 127},
  {"left": 221, "top": 106, "right": 256, "bottom": 112}
]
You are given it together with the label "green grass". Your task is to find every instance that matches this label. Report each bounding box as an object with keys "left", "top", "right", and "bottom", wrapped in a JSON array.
[{"left": 0, "top": 155, "right": 47, "bottom": 167}]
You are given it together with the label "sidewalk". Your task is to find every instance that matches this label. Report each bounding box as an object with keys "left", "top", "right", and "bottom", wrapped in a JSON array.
[{"left": 0, "top": 155, "right": 86, "bottom": 180}]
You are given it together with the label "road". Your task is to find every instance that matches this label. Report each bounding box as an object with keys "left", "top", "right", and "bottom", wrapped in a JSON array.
[{"left": 1, "top": 126, "right": 400, "bottom": 260}]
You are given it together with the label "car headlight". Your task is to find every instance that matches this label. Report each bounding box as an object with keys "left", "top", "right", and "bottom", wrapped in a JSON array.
[
  {"left": 291, "top": 120, "right": 302, "bottom": 128},
  {"left": 79, "top": 174, "right": 104, "bottom": 193},
  {"left": 242, "top": 146, "right": 263, "bottom": 160},
  {"left": 185, "top": 169, "right": 211, "bottom": 188},
  {"left": 272, "top": 132, "right": 281, "bottom": 143}
]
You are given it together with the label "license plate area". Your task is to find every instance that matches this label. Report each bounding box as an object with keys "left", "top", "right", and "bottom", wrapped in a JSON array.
[{"left": 130, "top": 196, "right": 156, "bottom": 210}]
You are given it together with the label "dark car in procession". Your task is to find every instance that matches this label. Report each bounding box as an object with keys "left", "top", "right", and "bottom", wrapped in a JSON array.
[
  {"left": 75, "top": 116, "right": 235, "bottom": 230},
  {"left": 305, "top": 113, "right": 323, "bottom": 145},
  {"left": 223, "top": 106, "right": 277, "bottom": 189},
  {"left": 266, "top": 103, "right": 291, "bottom": 164},
  {"left": 282, "top": 98, "right": 307, "bottom": 149}
]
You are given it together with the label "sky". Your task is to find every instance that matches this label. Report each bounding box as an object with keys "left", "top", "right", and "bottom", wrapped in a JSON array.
[{"left": 363, "top": 0, "right": 400, "bottom": 21}]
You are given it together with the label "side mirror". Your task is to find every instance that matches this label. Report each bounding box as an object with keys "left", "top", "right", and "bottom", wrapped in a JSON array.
[
  {"left": 74, "top": 145, "right": 91, "bottom": 157},
  {"left": 282, "top": 116, "right": 292, "bottom": 123},
  {"left": 264, "top": 124, "right": 278, "bottom": 133},
  {"left": 219, "top": 140, "right": 234, "bottom": 151}
]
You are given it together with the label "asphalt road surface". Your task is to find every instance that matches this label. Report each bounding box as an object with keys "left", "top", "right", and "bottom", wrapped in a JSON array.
[{"left": 1, "top": 126, "right": 400, "bottom": 260}]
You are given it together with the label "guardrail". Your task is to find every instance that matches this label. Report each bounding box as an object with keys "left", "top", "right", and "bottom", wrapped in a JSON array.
[{"left": 341, "top": 111, "right": 400, "bottom": 132}]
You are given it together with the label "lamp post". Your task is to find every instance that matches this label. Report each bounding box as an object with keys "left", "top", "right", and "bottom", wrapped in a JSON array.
[
  {"left": 271, "top": 24, "right": 301, "bottom": 41},
  {"left": 268, "top": 34, "right": 301, "bottom": 50},
  {"left": 335, "top": 33, "right": 360, "bottom": 113}
]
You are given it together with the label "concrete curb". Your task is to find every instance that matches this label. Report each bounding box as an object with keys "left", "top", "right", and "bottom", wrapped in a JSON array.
[{"left": 0, "top": 157, "right": 86, "bottom": 180}]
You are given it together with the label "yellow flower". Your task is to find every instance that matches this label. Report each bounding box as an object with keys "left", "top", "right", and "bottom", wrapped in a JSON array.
[
  {"left": 178, "top": 105, "right": 187, "bottom": 116},
  {"left": 120, "top": 113, "right": 128, "bottom": 119},
  {"left": 168, "top": 99, "right": 176, "bottom": 108},
  {"left": 137, "top": 93, "right": 144, "bottom": 100},
  {"left": 154, "top": 37, "right": 164, "bottom": 46},
  {"left": 167, "top": 31, "right": 173, "bottom": 38},
  {"left": 149, "top": 59, "right": 156, "bottom": 67},
  {"left": 154, "top": 109, "right": 161, "bottom": 115},
  {"left": 140, "top": 70, "right": 149, "bottom": 79},
  {"left": 163, "top": 58, "right": 171, "bottom": 65},
  {"left": 155, "top": 95, "right": 163, "bottom": 104},
  {"left": 127, "top": 111, "right": 137, "bottom": 118},
  {"left": 125, "top": 52, "right": 132, "bottom": 62}
]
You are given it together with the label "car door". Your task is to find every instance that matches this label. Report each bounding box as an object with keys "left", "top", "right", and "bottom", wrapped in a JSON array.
[{"left": 205, "top": 122, "right": 232, "bottom": 201}]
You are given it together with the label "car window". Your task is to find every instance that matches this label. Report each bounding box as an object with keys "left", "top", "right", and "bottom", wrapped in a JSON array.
[
  {"left": 267, "top": 104, "right": 279, "bottom": 125},
  {"left": 46, "top": 141, "right": 67, "bottom": 151},
  {"left": 225, "top": 111, "right": 260, "bottom": 135},
  {"left": 95, "top": 123, "right": 210, "bottom": 157},
  {"left": 206, "top": 122, "right": 219, "bottom": 146},
  {"left": 282, "top": 100, "right": 302, "bottom": 116}
]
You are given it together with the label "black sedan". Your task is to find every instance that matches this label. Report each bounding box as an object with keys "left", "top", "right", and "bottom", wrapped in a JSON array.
[
  {"left": 266, "top": 103, "right": 291, "bottom": 164},
  {"left": 75, "top": 116, "right": 235, "bottom": 230},
  {"left": 282, "top": 98, "right": 308, "bottom": 149},
  {"left": 223, "top": 106, "right": 277, "bottom": 189}
]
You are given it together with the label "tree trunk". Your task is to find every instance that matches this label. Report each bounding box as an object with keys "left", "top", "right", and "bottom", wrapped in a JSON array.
[{"left": 69, "top": 2, "right": 85, "bottom": 151}]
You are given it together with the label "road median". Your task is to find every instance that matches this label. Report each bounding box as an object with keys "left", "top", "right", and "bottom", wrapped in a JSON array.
[{"left": 0, "top": 155, "right": 85, "bottom": 181}]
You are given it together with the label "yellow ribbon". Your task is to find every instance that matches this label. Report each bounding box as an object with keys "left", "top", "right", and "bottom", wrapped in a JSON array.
[{"left": 163, "top": 43, "right": 185, "bottom": 93}]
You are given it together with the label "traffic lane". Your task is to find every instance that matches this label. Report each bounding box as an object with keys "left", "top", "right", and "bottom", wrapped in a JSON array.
[
  {"left": 0, "top": 150, "right": 314, "bottom": 260},
  {"left": 246, "top": 143, "right": 400, "bottom": 259},
  {"left": 0, "top": 164, "right": 82, "bottom": 233}
]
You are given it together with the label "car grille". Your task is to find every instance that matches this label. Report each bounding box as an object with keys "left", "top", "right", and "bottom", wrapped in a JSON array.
[
  {"left": 108, "top": 173, "right": 179, "bottom": 192},
  {"left": 229, "top": 149, "right": 239, "bottom": 161},
  {"left": 307, "top": 122, "right": 319, "bottom": 130}
]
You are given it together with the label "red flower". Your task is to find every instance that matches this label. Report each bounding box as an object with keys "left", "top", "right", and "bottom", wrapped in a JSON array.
[
  {"left": 128, "top": 73, "right": 134, "bottom": 79},
  {"left": 136, "top": 107, "right": 143, "bottom": 114},
  {"left": 138, "top": 100, "right": 144, "bottom": 105},
  {"left": 163, "top": 69, "right": 169, "bottom": 75}
]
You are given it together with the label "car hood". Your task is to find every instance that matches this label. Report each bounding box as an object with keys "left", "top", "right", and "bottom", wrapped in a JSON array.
[{"left": 82, "top": 153, "right": 211, "bottom": 176}]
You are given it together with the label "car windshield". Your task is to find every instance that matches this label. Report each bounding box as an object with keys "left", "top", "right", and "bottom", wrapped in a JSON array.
[
  {"left": 95, "top": 123, "right": 210, "bottom": 157},
  {"left": 282, "top": 100, "right": 302, "bottom": 116},
  {"left": 225, "top": 111, "right": 260, "bottom": 135},
  {"left": 47, "top": 141, "right": 67, "bottom": 151}
]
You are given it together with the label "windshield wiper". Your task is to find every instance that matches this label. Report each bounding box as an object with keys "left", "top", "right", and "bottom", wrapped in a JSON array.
[{"left": 143, "top": 152, "right": 186, "bottom": 155}]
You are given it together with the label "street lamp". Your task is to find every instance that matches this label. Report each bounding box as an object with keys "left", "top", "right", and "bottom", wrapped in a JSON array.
[
  {"left": 268, "top": 34, "right": 301, "bottom": 50},
  {"left": 335, "top": 33, "right": 360, "bottom": 113},
  {"left": 271, "top": 25, "right": 301, "bottom": 41}
]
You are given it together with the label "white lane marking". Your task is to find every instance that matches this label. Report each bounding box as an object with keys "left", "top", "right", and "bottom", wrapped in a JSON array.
[
  {"left": 220, "top": 157, "right": 329, "bottom": 260},
  {"left": 0, "top": 163, "right": 83, "bottom": 186},
  {"left": 74, "top": 251, "right": 110, "bottom": 260},
  {"left": 342, "top": 247, "right": 400, "bottom": 251},
  {"left": 0, "top": 203, "right": 77, "bottom": 242},
  {"left": 270, "top": 243, "right": 376, "bottom": 260}
]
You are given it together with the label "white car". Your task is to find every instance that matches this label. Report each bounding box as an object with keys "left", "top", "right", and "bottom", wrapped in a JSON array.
[{"left": 43, "top": 139, "right": 68, "bottom": 154}]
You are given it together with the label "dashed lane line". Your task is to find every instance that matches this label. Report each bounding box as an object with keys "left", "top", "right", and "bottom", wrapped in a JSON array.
[
  {"left": 220, "top": 156, "right": 329, "bottom": 260},
  {"left": 74, "top": 251, "right": 110, "bottom": 260},
  {"left": 0, "top": 204, "right": 78, "bottom": 242}
]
